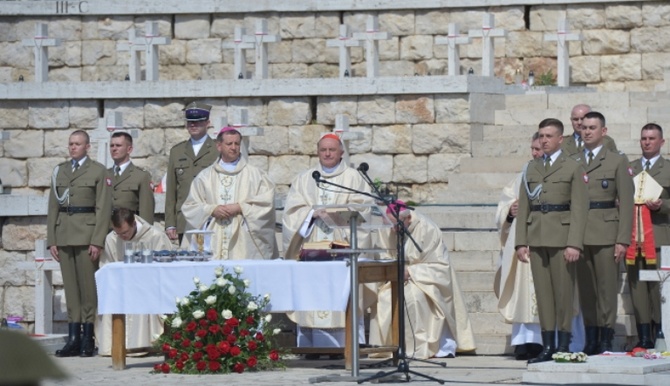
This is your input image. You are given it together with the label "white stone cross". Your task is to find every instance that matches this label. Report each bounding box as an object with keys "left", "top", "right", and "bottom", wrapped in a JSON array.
[
  {"left": 218, "top": 108, "right": 264, "bottom": 159},
  {"left": 639, "top": 245, "right": 670, "bottom": 344},
  {"left": 116, "top": 28, "right": 144, "bottom": 82},
  {"left": 468, "top": 14, "right": 507, "bottom": 77},
  {"left": 352, "top": 15, "right": 392, "bottom": 78},
  {"left": 333, "top": 114, "right": 362, "bottom": 166},
  {"left": 242, "top": 19, "right": 281, "bottom": 79},
  {"left": 90, "top": 112, "right": 123, "bottom": 168},
  {"left": 435, "top": 23, "right": 472, "bottom": 76},
  {"left": 326, "top": 24, "right": 363, "bottom": 78},
  {"left": 21, "top": 23, "right": 61, "bottom": 83},
  {"left": 141, "top": 21, "right": 171, "bottom": 82},
  {"left": 222, "top": 26, "right": 255, "bottom": 79},
  {"left": 544, "top": 16, "right": 582, "bottom": 87}
]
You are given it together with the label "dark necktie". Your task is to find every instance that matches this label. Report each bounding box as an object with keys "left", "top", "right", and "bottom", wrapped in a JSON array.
[
  {"left": 544, "top": 156, "right": 551, "bottom": 171},
  {"left": 73, "top": 161, "right": 80, "bottom": 172},
  {"left": 577, "top": 137, "right": 583, "bottom": 150},
  {"left": 645, "top": 160, "right": 651, "bottom": 171},
  {"left": 588, "top": 151, "right": 594, "bottom": 165},
  {"left": 114, "top": 165, "right": 121, "bottom": 177}
]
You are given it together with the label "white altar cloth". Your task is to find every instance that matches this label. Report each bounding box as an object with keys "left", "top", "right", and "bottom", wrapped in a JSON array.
[{"left": 96, "top": 260, "right": 350, "bottom": 315}]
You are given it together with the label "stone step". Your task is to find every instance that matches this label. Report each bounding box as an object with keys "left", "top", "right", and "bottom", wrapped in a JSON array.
[
  {"left": 445, "top": 231, "right": 500, "bottom": 252},
  {"left": 472, "top": 139, "right": 531, "bottom": 157},
  {"left": 447, "top": 172, "right": 519, "bottom": 191},
  {"left": 417, "top": 206, "right": 497, "bottom": 230},
  {"left": 459, "top": 157, "right": 528, "bottom": 173},
  {"left": 472, "top": 333, "right": 509, "bottom": 355},
  {"left": 449, "top": 250, "right": 498, "bottom": 273},
  {"left": 433, "top": 189, "right": 501, "bottom": 205},
  {"left": 481, "top": 124, "right": 537, "bottom": 140},
  {"left": 33, "top": 334, "right": 67, "bottom": 355}
]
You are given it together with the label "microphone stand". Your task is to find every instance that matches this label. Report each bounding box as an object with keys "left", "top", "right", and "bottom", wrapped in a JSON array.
[{"left": 352, "top": 165, "right": 446, "bottom": 384}]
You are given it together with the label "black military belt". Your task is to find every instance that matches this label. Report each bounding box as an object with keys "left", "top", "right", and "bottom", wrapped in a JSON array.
[
  {"left": 531, "top": 204, "right": 570, "bottom": 213},
  {"left": 59, "top": 206, "right": 95, "bottom": 214},
  {"left": 589, "top": 201, "right": 616, "bottom": 209}
]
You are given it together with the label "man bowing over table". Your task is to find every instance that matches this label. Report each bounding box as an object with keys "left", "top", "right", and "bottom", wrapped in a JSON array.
[{"left": 182, "top": 127, "right": 278, "bottom": 260}]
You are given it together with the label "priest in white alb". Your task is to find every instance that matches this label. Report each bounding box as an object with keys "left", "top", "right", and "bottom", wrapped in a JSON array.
[
  {"left": 282, "top": 132, "right": 373, "bottom": 355},
  {"left": 369, "top": 201, "right": 476, "bottom": 358},
  {"left": 95, "top": 208, "right": 173, "bottom": 356},
  {"left": 182, "top": 127, "right": 278, "bottom": 260}
]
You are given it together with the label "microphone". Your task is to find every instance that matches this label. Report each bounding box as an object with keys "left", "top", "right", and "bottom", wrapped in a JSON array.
[
  {"left": 357, "top": 162, "right": 369, "bottom": 172},
  {"left": 312, "top": 170, "right": 322, "bottom": 184}
]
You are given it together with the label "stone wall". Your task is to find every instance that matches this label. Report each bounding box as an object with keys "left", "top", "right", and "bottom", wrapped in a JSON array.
[{"left": 0, "top": 2, "right": 669, "bottom": 90}]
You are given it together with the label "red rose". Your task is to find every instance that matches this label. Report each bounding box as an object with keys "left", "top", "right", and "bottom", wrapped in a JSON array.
[
  {"left": 255, "top": 332, "right": 264, "bottom": 341},
  {"left": 208, "top": 324, "right": 220, "bottom": 334},
  {"left": 207, "top": 309, "right": 218, "bottom": 321},
  {"left": 175, "top": 360, "right": 184, "bottom": 370},
  {"left": 230, "top": 346, "right": 241, "bottom": 356},
  {"left": 192, "top": 351, "right": 203, "bottom": 361},
  {"left": 199, "top": 319, "right": 208, "bottom": 327},
  {"left": 161, "top": 343, "right": 171, "bottom": 352},
  {"left": 196, "top": 360, "right": 207, "bottom": 372},
  {"left": 247, "top": 356, "right": 258, "bottom": 368},
  {"left": 239, "top": 329, "right": 250, "bottom": 337},
  {"left": 270, "top": 350, "right": 279, "bottom": 361},
  {"left": 186, "top": 321, "right": 197, "bottom": 331},
  {"left": 233, "top": 362, "right": 245, "bottom": 373},
  {"left": 172, "top": 332, "right": 182, "bottom": 340},
  {"left": 161, "top": 362, "right": 170, "bottom": 373},
  {"left": 209, "top": 360, "right": 221, "bottom": 372},
  {"left": 180, "top": 352, "right": 189, "bottom": 362},
  {"left": 205, "top": 343, "right": 216, "bottom": 351},
  {"left": 247, "top": 341, "right": 257, "bottom": 351},
  {"left": 246, "top": 315, "right": 255, "bottom": 324},
  {"left": 226, "top": 317, "right": 240, "bottom": 327},
  {"left": 207, "top": 349, "right": 221, "bottom": 360},
  {"left": 181, "top": 338, "right": 191, "bottom": 348},
  {"left": 194, "top": 341, "right": 204, "bottom": 349},
  {"left": 196, "top": 329, "right": 208, "bottom": 338},
  {"left": 168, "top": 349, "right": 177, "bottom": 359},
  {"left": 153, "top": 363, "right": 162, "bottom": 371},
  {"left": 227, "top": 334, "right": 237, "bottom": 344},
  {"left": 217, "top": 341, "right": 231, "bottom": 354},
  {"left": 222, "top": 325, "right": 233, "bottom": 335}
]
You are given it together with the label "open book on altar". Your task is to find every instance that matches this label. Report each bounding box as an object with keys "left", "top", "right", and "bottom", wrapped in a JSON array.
[
  {"left": 299, "top": 240, "right": 350, "bottom": 261},
  {"left": 633, "top": 171, "right": 663, "bottom": 204}
]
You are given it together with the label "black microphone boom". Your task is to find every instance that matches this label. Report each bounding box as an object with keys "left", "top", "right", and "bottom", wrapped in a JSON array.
[{"left": 357, "top": 162, "right": 369, "bottom": 172}]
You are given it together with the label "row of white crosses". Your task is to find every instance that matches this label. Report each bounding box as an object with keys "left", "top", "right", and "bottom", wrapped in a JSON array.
[{"left": 22, "top": 14, "right": 581, "bottom": 86}]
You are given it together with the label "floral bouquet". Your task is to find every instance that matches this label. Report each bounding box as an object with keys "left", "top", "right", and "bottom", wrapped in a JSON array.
[
  {"left": 153, "top": 265, "right": 284, "bottom": 374},
  {"left": 552, "top": 351, "right": 587, "bottom": 363}
]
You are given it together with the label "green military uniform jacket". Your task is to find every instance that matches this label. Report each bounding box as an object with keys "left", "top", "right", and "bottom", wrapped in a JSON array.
[
  {"left": 578, "top": 148, "right": 634, "bottom": 246},
  {"left": 47, "top": 158, "right": 112, "bottom": 248},
  {"left": 515, "top": 151, "right": 589, "bottom": 249},
  {"left": 630, "top": 156, "right": 670, "bottom": 245},
  {"left": 562, "top": 134, "right": 617, "bottom": 156},
  {"left": 107, "top": 162, "right": 155, "bottom": 224},
  {"left": 165, "top": 136, "right": 218, "bottom": 233}
]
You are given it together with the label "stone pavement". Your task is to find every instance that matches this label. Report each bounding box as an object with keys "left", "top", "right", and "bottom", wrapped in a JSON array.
[{"left": 42, "top": 354, "right": 528, "bottom": 386}]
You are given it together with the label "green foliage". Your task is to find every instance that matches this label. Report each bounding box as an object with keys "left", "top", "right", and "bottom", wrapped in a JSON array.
[{"left": 535, "top": 70, "right": 556, "bottom": 86}]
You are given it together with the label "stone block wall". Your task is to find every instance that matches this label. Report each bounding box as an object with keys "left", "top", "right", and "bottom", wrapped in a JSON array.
[{"left": 0, "top": 2, "right": 669, "bottom": 90}]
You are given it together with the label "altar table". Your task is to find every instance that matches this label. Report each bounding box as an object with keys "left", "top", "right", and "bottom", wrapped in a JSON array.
[{"left": 96, "top": 259, "right": 398, "bottom": 370}]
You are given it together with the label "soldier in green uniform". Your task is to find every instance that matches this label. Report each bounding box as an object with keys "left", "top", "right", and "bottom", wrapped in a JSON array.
[
  {"left": 628, "top": 123, "right": 669, "bottom": 349},
  {"left": 165, "top": 102, "right": 219, "bottom": 242},
  {"left": 575, "top": 111, "right": 634, "bottom": 354},
  {"left": 562, "top": 104, "right": 617, "bottom": 156},
  {"left": 515, "top": 118, "right": 589, "bottom": 363},
  {"left": 108, "top": 131, "right": 155, "bottom": 223},
  {"left": 47, "top": 130, "right": 111, "bottom": 357}
]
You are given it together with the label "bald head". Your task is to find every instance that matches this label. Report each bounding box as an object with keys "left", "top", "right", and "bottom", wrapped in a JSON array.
[{"left": 570, "top": 104, "right": 592, "bottom": 135}]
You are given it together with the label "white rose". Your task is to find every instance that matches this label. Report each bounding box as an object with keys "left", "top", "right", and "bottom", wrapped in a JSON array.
[
  {"left": 180, "top": 297, "right": 190, "bottom": 306},
  {"left": 273, "top": 328, "right": 281, "bottom": 335},
  {"left": 234, "top": 266, "right": 243, "bottom": 274},
  {"left": 160, "top": 314, "right": 168, "bottom": 321},
  {"left": 152, "top": 333, "right": 161, "bottom": 341},
  {"left": 216, "top": 277, "right": 228, "bottom": 287},
  {"left": 247, "top": 301, "right": 258, "bottom": 311},
  {"left": 265, "top": 314, "right": 272, "bottom": 323},
  {"left": 243, "top": 279, "right": 251, "bottom": 287},
  {"left": 264, "top": 293, "right": 270, "bottom": 301},
  {"left": 214, "top": 266, "right": 223, "bottom": 277},
  {"left": 171, "top": 317, "right": 183, "bottom": 328},
  {"left": 193, "top": 276, "right": 200, "bottom": 284},
  {"left": 199, "top": 284, "right": 209, "bottom": 292},
  {"left": 192, "top": 310, "right": 205, "bottom": 319},
  {"left": 221, "top": 309, "right": 233, "bottom": 319},
  {"left": 175, "top": 297, "right": 181, "bottom": 305},
  {"left": 205, "top": 295, "right": 217, "bottom": 305},
  {"left": 228, "top": 286, "right": 236, "bottom": 295}
]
